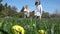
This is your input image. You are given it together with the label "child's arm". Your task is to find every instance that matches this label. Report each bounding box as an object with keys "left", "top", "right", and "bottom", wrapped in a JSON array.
[{"left": 40, "top": 5, "right": 43, "bottom": 15}]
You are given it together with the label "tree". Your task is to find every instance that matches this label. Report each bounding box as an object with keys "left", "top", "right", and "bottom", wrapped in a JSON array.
[
  {"left": 7, "top": 6, "right": 17, "bottom": 17},
  {"left": 0, "top": 4, "right": 4, "bottom": 12},
  {"left": 0, "top": 5, "right": 18, "bottom": 17},
  {"left": 11, "top": 6, "right": 17, "bottom": 12},
  {"left": 20, "top": 6, "right": 24, "bottom": 12},
  {"left": 1, "top": 9, "right": 8, "bottom": 17},
  {"left": 42, "top": 11, "right": 50, "bottom": 18},
  {"left": 4, "top": 3, "right": 8, "bottom": 9},
  {"left": 0, "top": 0, "right": 2, "bottom": 4},
  {"left": 18, "top": 6, "right": 25, "bottom": 18},
  {"left": 0, "top": 0, "right": 3, "bottom": 11},
  {"left": 51, "top": 9, "right": 60, "bottom": 18}
]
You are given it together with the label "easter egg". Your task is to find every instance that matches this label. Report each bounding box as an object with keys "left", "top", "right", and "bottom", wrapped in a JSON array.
[{"left": 38, "top": 30, "right": 45, "bottom": 34}]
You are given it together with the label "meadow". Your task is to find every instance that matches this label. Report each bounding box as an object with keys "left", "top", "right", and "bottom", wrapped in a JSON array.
[{"left": 0, "top": 18, "right": 60, "bottom": 34}]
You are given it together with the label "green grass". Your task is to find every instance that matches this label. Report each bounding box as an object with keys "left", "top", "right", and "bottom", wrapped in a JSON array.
[{"left": 0, "top": 18, "right": 60, "bottom": 34}]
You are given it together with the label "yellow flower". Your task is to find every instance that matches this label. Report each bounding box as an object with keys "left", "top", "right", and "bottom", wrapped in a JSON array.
[
  {"left": 38, "top": 30, "right": 45, "bottom": 34},
  {"left": 12, "top": 25, "right": 25, "bottom": 34}
]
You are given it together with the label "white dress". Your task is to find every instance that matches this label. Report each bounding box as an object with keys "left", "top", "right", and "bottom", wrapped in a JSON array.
[
  {"left": 35, "top": 5, "right": 42, "bottom": 16},
  {"left": 24, "top": 8, "right": 30, "bottom": 17}
]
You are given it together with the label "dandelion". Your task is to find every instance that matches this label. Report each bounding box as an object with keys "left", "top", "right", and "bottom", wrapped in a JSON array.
[{"left": 12, "top": 25, "right": 25, "bottom": 34}]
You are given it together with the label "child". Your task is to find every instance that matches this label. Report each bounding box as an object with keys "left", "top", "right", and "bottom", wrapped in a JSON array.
[
  {"left": 35, "top": 1, "right": 42, "bottom": 19},
  {"left": 24, "top": 5, "right": 30, "bottom": 18}
]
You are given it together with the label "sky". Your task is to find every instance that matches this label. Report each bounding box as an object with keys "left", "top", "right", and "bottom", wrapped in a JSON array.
[{"left": 2, "top": 0, "right": 60, "bottom": 14}]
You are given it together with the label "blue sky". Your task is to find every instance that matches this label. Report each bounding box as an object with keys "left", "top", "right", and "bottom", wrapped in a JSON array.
[{"left": 2, "top": 0, "right": 60, "bottom": 14}]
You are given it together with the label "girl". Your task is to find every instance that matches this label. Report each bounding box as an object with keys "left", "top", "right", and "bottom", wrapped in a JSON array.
[
  {"left": 35, "top": 1, "right": 43, "bottom": 19},
  {"left": 24, "top": 5, "right": 30, "bottom": 18}
]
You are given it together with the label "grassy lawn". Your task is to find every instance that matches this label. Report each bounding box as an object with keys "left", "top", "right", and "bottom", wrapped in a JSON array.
[{"left": 0, "top": 18, "right": 60, "bottom": 34}]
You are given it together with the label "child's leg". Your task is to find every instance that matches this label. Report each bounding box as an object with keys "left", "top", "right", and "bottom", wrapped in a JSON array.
[
  {"left": 24, "top": 14, "right": 27, "bottom": 18},
  {"left": 27, "top": 14, "right": 29, "bottom": 18},
  {"left": 34, "top": 15, "right": 37, "bottom": 18},
  {"left": 40, "top": 15, "right": 41, "bottom": 20},
  {"left": 37, "top": 16, "right": 39, "bottom": 18}
]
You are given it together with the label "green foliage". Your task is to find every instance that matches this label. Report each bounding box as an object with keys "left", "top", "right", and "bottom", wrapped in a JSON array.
[
  {"left": 1, "top": 9, "right": 8, "bottom": 16},
  {"left": 0, "top": 18, "right": 60, "bottom": 34},
  {"left": 30, "top": 11, "right": 34, "bottom": 17},
  {"left": 0, "top": 3, "right": 18, "bottom": 17},
  {"left": 42, "top": 11, "right": 51, "bottom": 18},
  {"left": 18, "top": 12, "right": 24, "bottom": 18}
]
